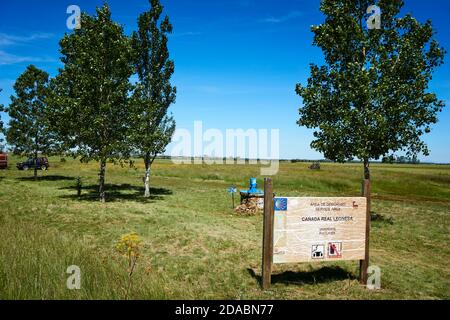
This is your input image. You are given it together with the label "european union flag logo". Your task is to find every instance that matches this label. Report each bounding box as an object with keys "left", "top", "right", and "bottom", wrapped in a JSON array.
[
  {"left": 227, "top": 187, "right": 237, "bottom": 194},
  {"left": 274, "top": 198, "right": 288, "bottom": 211}
]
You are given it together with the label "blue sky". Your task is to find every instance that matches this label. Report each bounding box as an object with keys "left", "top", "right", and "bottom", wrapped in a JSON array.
[{"left": 1, "top": 0, "right": 449, "bottom": 162}]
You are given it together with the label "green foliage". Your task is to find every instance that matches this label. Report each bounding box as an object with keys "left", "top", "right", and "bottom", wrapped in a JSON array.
[
  {"left": 296, "top": 0, "right": 446, "bottom": 175},
  {"left": 50, "top": 4, "right": 133, "bottom": 162},
  {"left": 130, "top": 0, "right": 177, "bottom": 161},
  {"left": 381, "top": 155, "right": 395, "bottom": 164},
  {"left": 48, "top": 4, "right": 134, "bottom": 200},
  {"left": 386, "top": 155, "right": 421, "bottom": 164},
  {"left": 130, "top": 0, "right": 176, "bottom": 196},
  {"left": 5, "top": 65, "right": 58, "bottom": 159}
]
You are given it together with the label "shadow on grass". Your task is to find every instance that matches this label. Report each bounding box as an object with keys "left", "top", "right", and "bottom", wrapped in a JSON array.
[
  {"left": 17, "top": 175, "right": 76, "bottom": 182},
  {"left": 248, "top": 266, "right": 356, "bottom": 286},
  {"left": 371, "top": 211, "right": 394, "bottom": 225},
  {"left": 60, "top": 183, "right": 172, "bottom": 203}
]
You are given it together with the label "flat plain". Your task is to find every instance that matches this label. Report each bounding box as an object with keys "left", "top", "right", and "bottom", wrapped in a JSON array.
[{"left": 0, "top": 156, "right": 449, "bottom": 299}]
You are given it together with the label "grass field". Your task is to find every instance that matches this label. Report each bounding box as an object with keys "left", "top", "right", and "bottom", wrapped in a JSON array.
[{"left": 0, "top": 156, "right": 449, "bottom": 300}]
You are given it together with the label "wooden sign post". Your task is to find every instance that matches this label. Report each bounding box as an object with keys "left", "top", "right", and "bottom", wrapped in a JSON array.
[
  {"left": 261, "top": 178, "right": 274, "bottom": 290},
  {"left": 261, "top": 179, "right": 371, "bottom": 289},
  {"left": 359, "top": 179, "right": 371, "bottom": 285}
]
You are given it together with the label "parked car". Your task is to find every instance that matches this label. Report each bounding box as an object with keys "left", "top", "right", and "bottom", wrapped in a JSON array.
[
  {"left": 0, "top": 153, "right": 7, "bottom": 169},
  {"left": 16, "top": 157, "right": 49, "bottom": 171}
]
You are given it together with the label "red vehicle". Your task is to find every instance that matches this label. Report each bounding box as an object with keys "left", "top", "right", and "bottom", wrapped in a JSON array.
[{"left": 0, "top": 152, "right": 7, "bottom": 169}]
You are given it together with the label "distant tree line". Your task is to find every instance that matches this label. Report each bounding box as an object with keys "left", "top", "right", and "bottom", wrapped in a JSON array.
[
  {"left": 0, "top": 0, "right": 176, "bottom": 202},
  {"left": 381, "top": 155, "right": 421, "bottom": 164}
]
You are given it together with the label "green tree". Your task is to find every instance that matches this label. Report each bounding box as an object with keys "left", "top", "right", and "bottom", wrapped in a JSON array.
[
  {"left": 49, "top": 4, "right": 133, "bottom": 202},
  {"left": 397, "top": 156, "right": 407, "bottom": 164},
  {"left": 130, "top": 0, "right": 176, "bottom": 197},
  {"left": 381, "top": 155, "right": 395, "bottom": 164},
  {"left": 410, "top": 155, "right": 420, "bottom": 164},
  {"left": 296, "top": 0, "right": 445, "bottom": 180},
  {"left": 5, "top": 65, "right": 57, "bottom": 179}
]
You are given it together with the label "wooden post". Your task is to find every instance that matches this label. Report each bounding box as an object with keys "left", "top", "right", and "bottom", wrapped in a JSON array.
[
  {"left": 359, "top": 179, "right": 371, "bottom": 285},
  {"left": 262, "top": 178, "right": 274, "bottom": 290}
]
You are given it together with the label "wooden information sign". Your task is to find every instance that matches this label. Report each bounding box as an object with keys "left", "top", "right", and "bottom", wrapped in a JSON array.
[
  {"left": 273, "top": 197, "right": 367, "bottom": 263},
  {"left": 261, "top": 178, "right": 371, "bottom": 290}
]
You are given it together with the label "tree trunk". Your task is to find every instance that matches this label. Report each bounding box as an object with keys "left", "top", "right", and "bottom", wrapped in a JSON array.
[
  {"left": 144, "top": 154, "right": 151, "bottom": 198},
  {"left": 33, "top": 152, "right": 38, "bottom": 181},
  {"left": 99, "top": 159, "right": 106, "bottom": 203},
  {"left": 364, "top": 158, "right": 371, "bottom": 181}
]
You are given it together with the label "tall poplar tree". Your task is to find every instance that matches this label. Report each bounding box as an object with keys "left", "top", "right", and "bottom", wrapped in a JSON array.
[
  {"left": 130, "top": 0, "right": 176, "bottom": 197},
  {"left": 296, "top": 0, "right": 445, "bottom": 180},
  {"left": 49, "top": 4, "right": 133, "bottom": 201}
]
